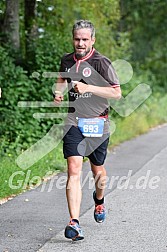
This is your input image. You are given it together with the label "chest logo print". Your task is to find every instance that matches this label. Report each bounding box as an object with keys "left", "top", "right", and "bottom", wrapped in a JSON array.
[{"left": 82, "top": 67, "right": 92, "bottom": 77}]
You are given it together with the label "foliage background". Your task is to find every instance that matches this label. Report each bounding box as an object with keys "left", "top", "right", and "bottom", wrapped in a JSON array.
[{"left": 0, "top": 0, "right": 167, "bottom": 198}]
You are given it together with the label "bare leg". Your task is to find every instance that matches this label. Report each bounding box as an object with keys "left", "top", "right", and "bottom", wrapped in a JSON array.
[
  {"left": 66, "top": 156, "right": 83, "bottom": 220},
  {"left": 90, "top": 162, "right": 107, "bottom": 200}
]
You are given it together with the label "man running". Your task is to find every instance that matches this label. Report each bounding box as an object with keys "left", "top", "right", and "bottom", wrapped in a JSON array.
[{"left": 54, "top": 20, "right": 121, "bottom": 241}]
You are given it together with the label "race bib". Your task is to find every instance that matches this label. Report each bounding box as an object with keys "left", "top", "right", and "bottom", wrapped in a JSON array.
[{"left": 77, "top": 118, "right": 105, "bottom": 137}]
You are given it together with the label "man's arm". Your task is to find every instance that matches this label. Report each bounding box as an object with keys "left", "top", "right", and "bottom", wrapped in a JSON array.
[
  {"left": 73, "top": 81, "right": 122, "bottom": 100},
  {"left": 87, "top": 85, "right": 121, "bottom": 100},
  {"left": 54, "top": 76, "right": 67, "bottom": 104}
]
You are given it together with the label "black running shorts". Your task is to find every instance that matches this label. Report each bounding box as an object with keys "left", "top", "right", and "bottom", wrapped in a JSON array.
[{"left": 63, "top": 126, "right": 110, "bottom": 166}]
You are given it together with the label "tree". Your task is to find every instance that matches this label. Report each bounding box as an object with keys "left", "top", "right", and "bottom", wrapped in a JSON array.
[
  {"left": 24, "top": 0, "right": 37, "bottom": 64},
  {"left": 3, "top": 0, "right": 20, "bottom": 52},
  {"left": 120, "top": 0, "right": 167, "bottom": 90}
]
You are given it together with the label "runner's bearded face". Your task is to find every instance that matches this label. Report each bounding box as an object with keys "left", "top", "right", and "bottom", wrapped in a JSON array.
[{"left": 73, "top": 28, "right": 95, "bottom": 59}]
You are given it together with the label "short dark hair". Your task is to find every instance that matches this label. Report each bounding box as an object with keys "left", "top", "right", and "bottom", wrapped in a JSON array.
[{"left": 72, "top": 20, "right": 95, "bottom": 38}]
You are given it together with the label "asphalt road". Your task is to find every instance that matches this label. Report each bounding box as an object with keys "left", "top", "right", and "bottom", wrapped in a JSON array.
[{"left": 0, "top": 124, "right": 167, "bottom": 252}]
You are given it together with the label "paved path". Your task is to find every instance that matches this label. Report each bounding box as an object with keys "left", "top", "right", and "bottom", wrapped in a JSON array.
[
  {"left": 0, "top": 124, "right": 167, "bottom": 252},
  {"left": 38, "top": 145, "right": 167, "bottom": 252}
]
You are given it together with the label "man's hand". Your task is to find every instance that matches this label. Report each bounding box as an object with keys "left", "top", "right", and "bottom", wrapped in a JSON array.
[
  {"left": 72, "top": 81, "right": 89, "bottom": 94},
  {"left": 54, "top": 91, "right": 64, "bottom": 104},
  {"left": 72, "top": 81, "right": 121, "bottom": 99}
]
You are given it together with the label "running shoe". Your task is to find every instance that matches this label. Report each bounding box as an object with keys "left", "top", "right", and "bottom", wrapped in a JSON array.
[
  {"left": 64, "top": 219, "right": 84, "bottom": 241},
  {"left": 93, "top": 191, "right": 106, "bottom": 223}
]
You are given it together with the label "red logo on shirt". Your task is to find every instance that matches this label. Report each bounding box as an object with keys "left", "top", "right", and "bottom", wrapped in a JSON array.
[{"left": 82, "top": 67, "right": 92, "bottom": 77}]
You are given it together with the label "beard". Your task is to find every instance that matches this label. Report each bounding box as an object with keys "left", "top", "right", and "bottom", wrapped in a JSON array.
[{"left": 74, "top": 47, "right": 91, "bottom": 59}]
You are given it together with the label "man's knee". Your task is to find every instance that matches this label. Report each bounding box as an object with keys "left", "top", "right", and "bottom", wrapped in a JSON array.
[
  {"left": 91, "top": 165, "right": 106, "bottom": 177},
  {"left": 67, "top": 157, "right": 83, "bottom": 177}
]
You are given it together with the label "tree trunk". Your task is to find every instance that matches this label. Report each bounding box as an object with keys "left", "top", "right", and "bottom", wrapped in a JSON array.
[
  {"left": 3, "top": 0, "right": 20, "bottom": 51},
  {"left": 24, "top": 0, "right": 37, "bottom": 65}
]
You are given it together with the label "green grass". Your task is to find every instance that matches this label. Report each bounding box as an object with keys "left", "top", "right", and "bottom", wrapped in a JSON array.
[
  {"left": 0, "top": 93, "right": 167, "bottom": 200},
  {"left": 0, "top": 143, "right": 66, "bottom": 199},
  {"left": 110, "top": 94, "right": 167, "bottom": 146}
]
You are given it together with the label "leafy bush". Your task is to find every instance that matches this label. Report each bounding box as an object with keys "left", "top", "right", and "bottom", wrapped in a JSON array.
[
  {"left": 0, "top": 30, "right": 72, "bottom": 156},
  {"left": 0, "top": 45, "right": 56, "bottom": 155}
]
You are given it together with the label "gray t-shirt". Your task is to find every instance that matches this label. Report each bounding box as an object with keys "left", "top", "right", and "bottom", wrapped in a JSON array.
[{"left": 59, "top": 48, "right": 119, "bottom": 133}]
